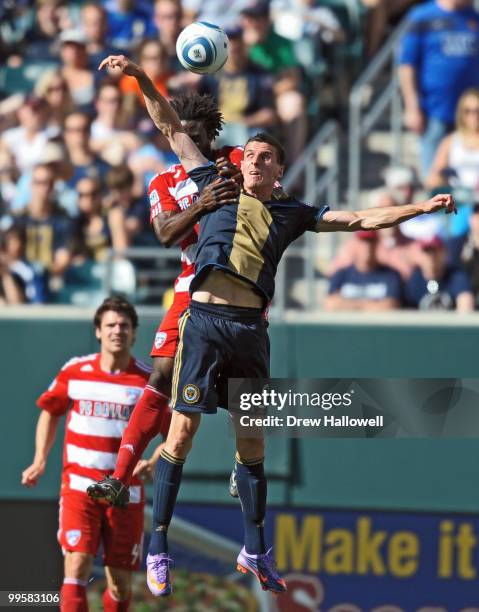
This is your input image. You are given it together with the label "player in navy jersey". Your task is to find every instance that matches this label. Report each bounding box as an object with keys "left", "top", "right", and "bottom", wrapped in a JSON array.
[
  {"left": 87, "top": 85, "right": 242, "bottom": 505},
  {"left": 97, "top": 53, "right": 456, "bottom": 597}
]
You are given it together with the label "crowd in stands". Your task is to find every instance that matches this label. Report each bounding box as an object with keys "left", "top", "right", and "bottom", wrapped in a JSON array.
[
  {"left": 0, "top": 0, "right": 349, "bottom": 306},
  {"left": 1, "top": 0, "right": 479, "bottom": 312},
  {"left": 326, "top": 0, "right": 479, "bottom": 313}
]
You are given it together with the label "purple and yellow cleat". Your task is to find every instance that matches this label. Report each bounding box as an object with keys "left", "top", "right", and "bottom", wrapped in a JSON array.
[
  {"left": 236, "top": 547, "right": 287, "bottom": 594},
  {"left": 146, "top": 553, "right": 173, "bottom": 597}
]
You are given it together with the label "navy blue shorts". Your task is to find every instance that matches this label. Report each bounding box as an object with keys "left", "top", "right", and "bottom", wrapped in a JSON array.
[{"left": 171, "top": 300, "right": 270, "bottom": 414}]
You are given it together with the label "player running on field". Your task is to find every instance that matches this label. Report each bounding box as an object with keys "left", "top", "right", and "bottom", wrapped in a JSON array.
[
  {"left": 94, "top": 54, "right": 456, "bottom": 599},
  {"left": 88, "top": 88, "right": 243, "bottom": 505},
  {"left": 21, "top": 297, "right": 168, "bottom": 612}
]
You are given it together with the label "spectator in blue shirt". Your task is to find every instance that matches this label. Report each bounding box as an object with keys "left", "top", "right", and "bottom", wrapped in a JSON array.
[
  {"left": 103, "top": 0, "right": 156, "bottom": 51},
  {"left": 325, "top": 230, "right": 403, "bottom": 311},
  {"left": 398, "top": 0, "right": 479, "bottom": 177},
  {"left": 404, "top": 234, "right": 474, "bottom": 310}
]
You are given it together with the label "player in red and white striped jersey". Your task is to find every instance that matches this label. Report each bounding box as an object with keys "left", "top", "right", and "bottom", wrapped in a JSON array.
[
  {"left": 22, "top": 297, "right": 170, "bottom": 612},
  {"left": 88, "top": 89, "right": 242, "bottom": 504}
]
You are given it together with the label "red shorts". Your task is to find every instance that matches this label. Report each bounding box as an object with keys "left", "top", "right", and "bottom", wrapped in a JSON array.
[
  {"left": 150, "top": 291, "right": 190, "bottom": 358},
  {"left": 58, "top": 491, "right": 144, "bottom": 570}
]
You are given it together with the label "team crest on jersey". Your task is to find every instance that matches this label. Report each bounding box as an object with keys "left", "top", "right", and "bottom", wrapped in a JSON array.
[
  {"left": 182, "top": 384, "right": 200, "bottom": 404},
  {"left": 66, "top": 530, "right": 82, "bottom": 546},
  {"left": 154, "top": 332, "right": 167, "bottom": 349},
  {"left": 126, "top": 388, "right": 142, "bottom": 403},
  {"left": 149, "top": 189, "right": 159, "bottom": 205}
]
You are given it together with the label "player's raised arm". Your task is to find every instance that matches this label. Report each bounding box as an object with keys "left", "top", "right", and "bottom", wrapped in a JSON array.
[
  {"left": 98, "top": 55, "right": 208, "bottom": 173},
  {"left": 21, "top": 411, "right": 61, "bottom": 487},
  {"left": 316, "top": 194, "right": 456, "bottom": 232}
]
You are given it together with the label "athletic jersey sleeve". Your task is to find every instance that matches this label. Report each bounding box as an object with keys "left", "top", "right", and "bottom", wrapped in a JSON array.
[
  {"left": 187, "top": 162, "right": 218, "bottom": 194},
  {"left": 297, "top": 203, "right": 329, "bottom": 235},
  {"left": 37, "top": 365, "right": 71, "bottom": 416},
  {"left": 149, "top": 173, "right": 179, "bottom": 223}
]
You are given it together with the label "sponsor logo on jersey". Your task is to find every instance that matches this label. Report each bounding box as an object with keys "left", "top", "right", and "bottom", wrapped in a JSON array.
[
  {"left": 66, "top": 529, "right": 82, "bottom": 546},
  {"left": 183, "top": 384, "right": 200, "bottom": 404},
  {"left": 154, "top": 332, "right": 167, "bottom": 349},
  {"left": 80, "top": 364, "right": 94, "bottom": 372}
]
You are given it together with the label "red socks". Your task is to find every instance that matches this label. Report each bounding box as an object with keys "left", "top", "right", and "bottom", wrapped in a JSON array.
[
  {"left": 102, "top": 588, "right": 131, "bottom": 611},
  {"left": 60, "top": 579, "right": 88, "bottom": 612},
  {"left": 113, "top": 385, "right": 171, "bottom": 486}
]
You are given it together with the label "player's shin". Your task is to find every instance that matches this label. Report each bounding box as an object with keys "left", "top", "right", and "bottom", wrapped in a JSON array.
[
  {"left": 235, "top": 452, "right": 267, "bottom": 555},
  {"left": 148, "top": 449, "right": 185, "bottom": 555},
  {"left": 114, "top": 386, "right": 171, "bottom": 486}
]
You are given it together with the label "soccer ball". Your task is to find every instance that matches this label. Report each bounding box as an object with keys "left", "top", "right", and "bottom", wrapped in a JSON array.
[{"left": 176, "top": 22, "right": 229, "bottom": 75}]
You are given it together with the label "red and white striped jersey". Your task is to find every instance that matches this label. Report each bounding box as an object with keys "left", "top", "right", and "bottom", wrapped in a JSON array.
[
  {"left": 148, "top": 145, "right": 243, "bottom": 294},
  {"left": 37, "top": 353, "right": 151, "bottom": 503}
]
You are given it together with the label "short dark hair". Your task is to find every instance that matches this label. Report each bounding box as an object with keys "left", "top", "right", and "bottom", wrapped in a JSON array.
[
  {"left": 93, "top": 296, "right": 139, "bottom": 329},
  {"left": 105, "top": 165, "right": 134, "bottom": 190},
  {"left": 245, "top": 132, "right": 285, "bottom": 165},
  {"left": 170, "top": 93, "right": 224, "bottom": 141},
  {"left": 63, "top": 110, "right": 92, "bottom": 129}
]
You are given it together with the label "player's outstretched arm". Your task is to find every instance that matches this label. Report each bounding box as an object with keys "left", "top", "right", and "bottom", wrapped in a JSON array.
[
  {"left": 21, "top": 411, "right": 61, "bottom": 487},
  {"left": 98, "top": 55, "right": 208, "bottom": 173},
  {"left": 316, "top": 194, "right": 456, "bottom": 232}
]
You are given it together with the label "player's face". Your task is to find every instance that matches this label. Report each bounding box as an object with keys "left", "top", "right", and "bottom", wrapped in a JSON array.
[
  {"left": 241, "top": 141, "right": 284, "bottom": 194},
  {"left": 182, "top": 120, "right": 211, "bottom": 156},
  {"left": 95, "top": 310, "right": 135, "bottom": 355}
]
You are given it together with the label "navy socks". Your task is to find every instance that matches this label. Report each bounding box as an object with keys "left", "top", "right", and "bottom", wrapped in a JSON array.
[
  {"left": 235, "top": 453, "right": 267, "bottom": 555},
  {"left": 148, "top": 449, "right": 185, "bottom": 555}
]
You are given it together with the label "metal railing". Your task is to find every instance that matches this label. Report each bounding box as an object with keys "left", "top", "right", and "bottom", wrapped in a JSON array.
[
  {"left": 273, "top": 120, "right": 340, "bottom": 317},
  {"left": 348, "top": 18, "right": 409, "bottom": 209},
  {"left": 103, "top": 247, "right": 181, "bottom": 304}
]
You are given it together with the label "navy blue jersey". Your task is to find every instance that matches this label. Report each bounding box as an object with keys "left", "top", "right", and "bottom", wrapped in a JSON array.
[
  {"left": 404, "top": 265, "right": 471, "bottom": 309},
  {"left": 328, "top": 264, "right": 403, "bottom": 302},
  {"left": 188, "top": 163, "right": 329, "bottom": 302}
]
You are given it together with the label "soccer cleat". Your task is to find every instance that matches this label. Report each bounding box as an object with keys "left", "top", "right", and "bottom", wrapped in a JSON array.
[
  {"left": 236, "top": 547, "right": 287, "bottom": 594},
  {"left": 229, "top": 464, "right": 238, "bottom": 498},
  {"left": 146, "top": 553, "right": 173, "bottom": 597},
  {"left": 86, "top": 476, "right": 130, "bottom": 507}
]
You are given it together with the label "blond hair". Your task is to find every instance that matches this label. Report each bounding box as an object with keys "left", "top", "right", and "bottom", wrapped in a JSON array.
[{"left": 455, "top": 88, "right": 479, "bottom": 134}]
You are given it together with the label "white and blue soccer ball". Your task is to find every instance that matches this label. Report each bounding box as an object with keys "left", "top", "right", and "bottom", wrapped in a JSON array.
[{"left": 176, "top": 22, "right": 229, "bottom": 74}]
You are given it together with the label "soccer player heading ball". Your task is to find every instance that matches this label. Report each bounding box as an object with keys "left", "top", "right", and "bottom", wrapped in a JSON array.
[{"left": 94, "top": 53, "right": 456, "bottom": 598}]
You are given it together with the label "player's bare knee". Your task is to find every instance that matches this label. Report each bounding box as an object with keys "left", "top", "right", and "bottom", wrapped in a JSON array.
[
  {"left": 107, "top": 580, "right": 130, "bottom": 601},
  {"left": 105, "top": 568, "right": 131, "bottom": 601},
  {"left": 64, "top": 552, "right": 93, "bottom": 581}
]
